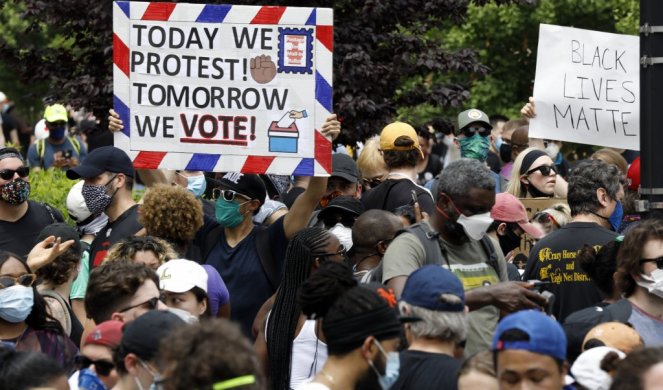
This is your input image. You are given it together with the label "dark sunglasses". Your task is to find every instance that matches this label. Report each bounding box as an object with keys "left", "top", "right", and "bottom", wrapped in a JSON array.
[
  {"left": 640, "top": 257, "right": 663, "bottom": 269},
  {"left": 118, "top": 296, "right": 162, "bottom": 313},
  {"left": 461, "top": 126, "right": 490, "bottom": 138},
  {"left": 322, "top": 214, "right": 357, "bottom": 229},
  {"left": 0, "top": 167, "right": 29, "bottom": 181},
  {"left": 75, "top": 355, "right": 115, "bottom": 376},
  {"left": 212, "top": 188, "right": 250, "bottom": 202},
  {"left": 0, "top": 274, "right": 36, "bottom": 289},
  {"left": 362, "top": 177, "right": 384, "bottom": 188},
  {"left": 526, "top": 164, "right": 558, "bottom": 176}
]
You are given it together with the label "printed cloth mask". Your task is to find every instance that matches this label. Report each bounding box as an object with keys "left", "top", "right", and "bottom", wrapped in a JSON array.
[
  {"left": 329, "top": 223, "right": 353, "bottom": 251},
  {"left": 498, "top": 226, "right": 522, "bottom": 255},
  {"left": 499, "top": 143, "right": 512, "bottom": 163},
  {"left": 49, "top": 126, "right": 66, "bottom": 141},
  {"left": 78, "top": 368, "right": 107, "bottom": 390},
  {"left": 546, "top": 143, "right": 560, "bottom": 159},
  {"left": 215, "top": 198, "right": 249, "bottom": 228},
  {"left": 608, "top": 201, "right": 624, "bottom": 232},
  {"left": 0, "top": 285, "right": 34, "bottom": 323},
  {"left": 0, "top": 179, "right": 30, "bottom": 205},
  {"left": 636, "top": 269, "right": 663, "bottom": 299},
  {"left": 459, "top": 133, "right": 490, "bottom": 162},
  {"left": 185, "top": 174, "right": 207, "bottom": 198},
  {"left": 367, "top": 339, "right": 400, "bottom": 390},
  {"left": 82, "top": 176, "right": 117, "bottom": 216}
]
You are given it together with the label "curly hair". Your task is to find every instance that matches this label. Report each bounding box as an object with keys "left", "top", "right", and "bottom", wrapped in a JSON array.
[
  {"left": 139, "top": 184, "right": 203, "bottom": 245},
  {"left": 159, "top": 318, "right": 265, "bottom": 390},
  {"left": 615, "top": 219, "right": 663, "bottom": 297},
  {"left": 35, "top": 248, "right": 80, "bottom": 286},
  {"left": 567, "top": 159, "right": 624, "bottom": 216},
  {"left": 84, "top": 259, "right": 159, "bottom": 324},
  {"left": 105, "top": 236, "right": 177, "bottom": 267},
  {"left": 577, "top": 239, "right": 622, "bottom": 298},
  {"left": 610, "top": 347, "right": 663, "bottom": 390}
]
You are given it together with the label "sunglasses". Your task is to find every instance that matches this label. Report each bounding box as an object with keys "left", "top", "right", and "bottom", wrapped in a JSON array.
[
  {"left": 75, "top": 355, "right": 115, "bottom": 376},
  {"left": 532, "top": 211, "right": 560, "bottom": 229},
  {"left": 461, "top": 126, "right": 491, "bottom": 138},
  {"left": 526, "top": 164, "right": 558, "bottom": 176},
  {"left": 362, "top": 177, "right": 384, "bottom": 188},
  {"left": 0, "top": 274, "right": 36, "bottom": 289},
  {"left": 118, "top": 296, "right": 162, "bottom": 313},
  {"left": 640, "top": 257, "right": 663, "bottom": 269},
  {"left": 212, "top": 188, "right": 250, "bottom": 202},
  {"left": 0, "top": 167, "right": 29, "bottom": 181},
  {"left": 322, "top": 214, "right": 357, "bottom": 229}
]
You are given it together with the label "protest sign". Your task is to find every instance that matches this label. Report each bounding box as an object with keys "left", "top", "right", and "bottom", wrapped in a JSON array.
[
  {"left": 113, "top": 2, "right": 334, "bottom": 175},
  {"left": 530, "top": 24, "right": 639, "bottom": 151}
]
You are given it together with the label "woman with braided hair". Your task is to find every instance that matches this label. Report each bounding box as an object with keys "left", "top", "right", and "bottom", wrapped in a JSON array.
[{"left": 256, "top": 227, "right": 350, "bottom": 390}]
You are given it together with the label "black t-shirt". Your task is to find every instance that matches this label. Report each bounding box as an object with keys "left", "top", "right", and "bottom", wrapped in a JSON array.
[
  {"left": 486, "top": 151, "right": 501, "bottom": 174},
  {"left": 0, "top": 201, "right": 63, "bottom": 258},
  {"left": 89, "top": 205, "right": 143, "bottom": 268},
  {"left": 524, "top": 222, "right": 617, "bottom": 322},
  {"left": 1, "top": 112, "right": 17, "bottom": 142},
  {"left": 417, "top": 155, "right": 443, "bottom": 185},
  {"left": 391, "top": 350, "right": 460, "bottom": 390},
  {"left": 361, "top": 178, "right": 435, "bottom": 215}
]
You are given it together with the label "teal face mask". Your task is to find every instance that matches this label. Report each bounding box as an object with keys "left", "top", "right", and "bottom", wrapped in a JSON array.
[
  {"left": 215, "top": 198, "right": 248, "bottom": 228},
  {"left": 459, "top": 133, "right": 490, "bottom": 162}
]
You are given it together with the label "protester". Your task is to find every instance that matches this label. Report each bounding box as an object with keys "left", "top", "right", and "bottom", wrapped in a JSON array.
[
  {"left": 416, "top": 125, "right": 443, "bottom": 185},
  {"left": 570, "top": 346, "right": 623, "bottom": 390},
  {"left": 361, "top": 121, "right": 434, "bottom": 214},
  {"left": 67, "top": 145, "right": 143, "bottom": 268},
  {"left": 591, "top": 148, "right": 628, "bottom": 176},
  {"left": 507, "top": 148, "right": 559, "bottom": 198},
  {"left": 68, "top": 320, "right": 123, "bottom": 390},
  {"left": 487, "top": 114, "right": 509, "bottom": 174},
  {"left": 0, "top": 346, "right": 70, "bottom": 390},
  {"left": 324, "top": 153, "right": 362, "bottom": 204},
  {"left": 84, "top": 259, "right": 166, "bottom": 325},
  {"left": 112, "top": 310, "right": 185, "bottom": 390},
  {"left": 357, "top": 135, "right": 388, "bottom": 191},
  {"left": 492, "top": 310, "right": 568, "bottom": 390},
  {"left": 28, "top": 103, "right": 86, "bottom": 170},
  {"left": 350, "top": 209, "right": 402, "bottom": 283},
  {"left": 0, "top": 92, "right": 19, "bottom": 148},
  {"left": 316, "top": 195, "right": 363, "bottom": 250},
  {"left": 457, "top": 351, "right": 498, "bottom": 390},
  {"left": 383, "top": 159, "right": 546, "bottom": 356},
  {"left": 530, "top": 204, "right": 572, "bottom": 238},
  {"left": 524, "top": 159, "right": 623, "bottom": 322},
  {"left": 497, "top": 118, "right": 529, "bottom": 181},
  {"left": 610, "top": 347, "right": 663, "bottom": 390},
  {"left": 157, "top": 259, "right": 209, "bottom": 319},
  {"left": 392, "top": 265, "right": 467, "bottom": 390},
  {"left": 0, "top": 147, "right": 65, "bottom": 257},
  {"left": 105, "top": 236, "right": 178, "bottom": 271}
]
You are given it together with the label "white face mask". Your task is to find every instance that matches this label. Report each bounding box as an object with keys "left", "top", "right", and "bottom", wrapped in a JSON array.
[
  {"left": 329, "top": 223, "right": 353, "bottom": 251},
  {"left": 546, "top": 143, "right": 560, "bottom": 159},
  {"left": 636, "top": 269, "right": 663, "bottom": 299},
  {"left": 456, "top": 212, "right": 493, "bottom": 241}
]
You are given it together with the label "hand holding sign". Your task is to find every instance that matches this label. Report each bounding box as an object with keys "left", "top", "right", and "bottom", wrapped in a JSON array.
[{"left": 250, "top": 55, "right": 277, "bottom": 84}]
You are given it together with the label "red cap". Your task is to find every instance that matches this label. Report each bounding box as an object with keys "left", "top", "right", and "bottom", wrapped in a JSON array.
[
  {"left": 627, "top": 157, "right": 640, "bottom": 192},
  {"left": 491, "top": 193, "right": 543, "bottom": 239},
  {"left": 84, "top": 320, "right": 123, "bottom": 348}
]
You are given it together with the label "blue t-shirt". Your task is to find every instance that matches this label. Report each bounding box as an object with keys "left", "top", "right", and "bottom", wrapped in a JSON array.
[
  {"left": 629, "top": 303, "right": 663, "bottom": 347},
  {"left": 27, "top": 137, "right": 87, "bottom": 169},
  {"left": 198, "top": 216, "right": 288, "bottom": 337}
]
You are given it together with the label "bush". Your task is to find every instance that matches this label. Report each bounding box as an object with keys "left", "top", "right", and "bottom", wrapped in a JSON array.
[{"left": 29, "top": 168, "right": 76, "bottom": 225}]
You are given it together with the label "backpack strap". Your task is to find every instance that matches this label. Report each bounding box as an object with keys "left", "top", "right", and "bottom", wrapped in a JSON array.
[
  {"left": 604, "top": 298, "right": 633, "bottom": 322},
  {"left": 202, "top": 225, "right": 224, "bottom": 261},
  {"left": 255, "top": 226, "right": 279, "bottom": 291},
  {"left": 68, "top": 136, "right": 81, "bottom": 155},
  {"left": 402, "top": 222, "right": 448, "bottom": 267},
  {"left": 40, "top": 289, "right": 72, "bottom": 336},
  {"left": 479, "top": 235, "right": 501, "bottom": 278},
  {"left": 36, "top": 139, "right": 45, "bottom": 168},
  {"left": 43, "top": 203, "right": 58, "bottom": 223}
]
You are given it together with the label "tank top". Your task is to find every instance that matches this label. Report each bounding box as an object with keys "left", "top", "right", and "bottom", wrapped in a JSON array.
[{"left": 289, "top": 320, "right": 328, "bottom": 390}]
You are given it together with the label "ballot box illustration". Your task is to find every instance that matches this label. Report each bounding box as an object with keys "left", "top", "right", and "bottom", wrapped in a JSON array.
[{"left": 268, "top": 121, "right": 299, "bottom": 153}]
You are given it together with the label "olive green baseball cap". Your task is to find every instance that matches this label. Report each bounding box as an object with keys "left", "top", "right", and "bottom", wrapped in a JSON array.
[{"left": 457, "top": 108, "right": 492, "bottom": 134}]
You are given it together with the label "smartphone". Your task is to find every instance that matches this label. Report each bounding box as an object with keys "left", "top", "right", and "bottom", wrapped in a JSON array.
[
  {"left": 63, "top": 150, "right": 73, "bottom": 159},
  {"left": 411, "top": 190, "right": 418, "bottom": 205},
  {"left": 528, "top": 280, "right": 551, "bottom": 291}
]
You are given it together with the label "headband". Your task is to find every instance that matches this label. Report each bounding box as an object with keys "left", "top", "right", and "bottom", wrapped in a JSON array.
[
  {"left": 323, "top": 304, "right": 402, "bottom": 355},
  {"left": 519, "top": 149, "right": 548, "bottom": 175},
  {"left": 0, "top": 149, "right": 24, "bottom": 162}
]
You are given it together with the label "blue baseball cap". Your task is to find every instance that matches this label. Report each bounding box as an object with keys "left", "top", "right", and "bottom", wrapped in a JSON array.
[
  {"left": 492, "top": 310, "right": 567, "bottom": 361},
  {"left": 401, "top": 265, "right": 465, "bottom": 312}
]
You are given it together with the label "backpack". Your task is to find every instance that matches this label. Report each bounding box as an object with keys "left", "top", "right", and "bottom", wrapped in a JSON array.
[
  {"left": 364, "top": 222, "right": 500, "bottom": 284},
  {"left": 36, "top": 137, "right": 81, "bottom": 168}
]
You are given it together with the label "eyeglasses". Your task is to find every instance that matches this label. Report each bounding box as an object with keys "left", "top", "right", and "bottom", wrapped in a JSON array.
[
  {"left": 75, "top": 355, "right": 115, "bottom": 376},
  {"left": 461, "top": 126, "right": 490, "bottom": 138},
  {"left": 640, "top": 257, "right": 663, "bottom": 269},
  {"left": 312, "top": 245, "right": 348, "bottom": 260},
  {"left": 0, "top": 274, "right": 36, "bottom": 289},
  {"left": 0, "top": 167, "right": 29, "bottom": 181},
  {"left": 118, "top": 296, "right": 162, "bottom": 313},
  {"left": 212, "top": 188, "right": 250, "bottom": 202},
  {"left": 526, "top": 164, "right": 558, "bottom": 176}
]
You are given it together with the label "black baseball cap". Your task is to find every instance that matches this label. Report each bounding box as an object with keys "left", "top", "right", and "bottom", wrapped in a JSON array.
[
  {"left": 119, "top": 310, "right": 185, "bottom": 362},
  {"left": 216, "top": 172, "right": 267, "bottom": 206},
  {"left": 67, "top": 146, "right": 134, "bottom": 180},
  {"left": 331, "top": 154, "right": 359, "bottom": 183},
  {"left": 37, "top": 223, "right": 82, "bottom": 255},
  {"left": 318, "top": 196, "right": 364, "bottom": 219}
]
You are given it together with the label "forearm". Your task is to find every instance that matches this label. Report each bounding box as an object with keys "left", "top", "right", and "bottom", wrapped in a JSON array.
[{"left": 464, "top": 286, "right": 493, "bottom": 311}]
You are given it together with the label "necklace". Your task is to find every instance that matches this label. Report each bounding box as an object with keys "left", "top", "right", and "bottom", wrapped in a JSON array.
[{"left": 320, "top": 368, "right": 336, "bottom": 387}]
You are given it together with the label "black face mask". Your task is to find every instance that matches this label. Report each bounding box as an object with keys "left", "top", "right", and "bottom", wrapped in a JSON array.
[
  {"left": 526, "top": 180, "right": 552, "bottom": 198},
  {"left": 498, "top": 226, "right": 521, "bottom": 255},
  {"left": 500, "top": 143, "right": 512, "bottom": 163}
]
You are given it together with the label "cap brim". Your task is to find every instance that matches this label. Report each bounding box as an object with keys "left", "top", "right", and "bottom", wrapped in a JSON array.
[
  {"left": 160, "top": 281, "right": 196, "bottom": 294},
  {"left": 319, "top": 204, "right": 361, "bottom": 218},
  {"left": 519, "top": 221, "right": 543, "bottom": 239},
  {"left": 331, "top": 172, "right": 358, "bottom": 183},
  {"left": 66, "top": 165, "right": 105, "bottom": 180}
]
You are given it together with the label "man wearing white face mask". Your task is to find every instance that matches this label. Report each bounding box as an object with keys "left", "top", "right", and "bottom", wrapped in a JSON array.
[
  {"left": 383, "top": 159, "right": 547, "bottom": 357},
  {"left": 318, "top": 195, "right": 364, "bottom": 251}
]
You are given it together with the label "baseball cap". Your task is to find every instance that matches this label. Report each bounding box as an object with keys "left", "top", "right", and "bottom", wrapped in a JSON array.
[
  {"left": 571, "top": 346, "right": 625, "bottom": 390},
  {"left": 215, "top": 172, "right": 267, "bottom": 207},
  {"left": 318, "top": 196, "right": 364, "bottom": 219},
  {"left": 457, "top": 109, "right": 492, "bottom": 133},
  {"left": 583, "top": 321, "right": 643, "bottom": 354},
  {"left": 627, "top": 157, "right": 640, "bottom": 192},
  {"left": 492, "top": 309, "right": 567, "bottom": 361},
  {"left": 401, "top": 265, "right": 465, "bottom": 312},
  {"left": 157, "top": 259, "right": 208, "bottom": 294},
  {"left": 67, "top": 146, "right": 134, "bottom": 180},
  {"left": 491, "top": 193, "right": 543, "bottom": 239},
  {"left": 37, "top": 222, "right": 81, "bottom": 255},
  {"left": 379, "top": 122, "right": 424, "bottom": 159},
  {"left": 84, "top": 320, "right": 123, "bottom": 348},
  {"left": 331, "top": 154, "right": 359, "bottom": 183},
  {"left": 44, "top": 104, "right": 68, "bottom": 123},
  {"left": 119, "top": 310, "right": 185, "bottom": 362}
]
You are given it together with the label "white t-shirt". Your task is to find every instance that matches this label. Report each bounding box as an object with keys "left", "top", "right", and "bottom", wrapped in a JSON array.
[{"left": 295, "top": 382, "right": 331, "bottom": 390}]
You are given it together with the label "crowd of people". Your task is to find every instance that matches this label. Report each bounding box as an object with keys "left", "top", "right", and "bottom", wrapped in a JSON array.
[{"left": 0, "top": 88, "right": 660, "bottom": 390}]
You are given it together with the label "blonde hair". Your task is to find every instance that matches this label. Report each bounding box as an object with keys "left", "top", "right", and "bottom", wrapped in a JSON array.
[
  {"left": 357, "top": 135, "right": 388, "bottom": 179},
  {"left": 532, "top": 203, "right": 571, "bottom": 235},
  {"left": 591, "top": 148, "right": 628, "bottom": 175},
  {"left": 506, "top": 147, "right": 543, "bottom": 198}
]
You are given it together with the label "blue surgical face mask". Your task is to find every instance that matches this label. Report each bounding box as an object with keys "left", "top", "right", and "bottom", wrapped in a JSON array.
[
  {"left": 215, "top": 198, "right": 249, "bottom": 228},
  {"left": 609, "top": 201, "right": 623, "bottom": 232},
  {"left": 368, "top": 340, "right": 400, "bottom": 390},
  {"left": 0, "top": 285, "right": 34, "bottom": 323},
  {"left": 185, "top": 174, "right": 207, "bottom": 198},
  {"left": 49, "top": 126, "right": 66, "bottom": 141},
  {"left": 494, "top": 136, "right": 504, "bottom": 151},
  {"left": 459, "top": 133, "right": 490, "bottom": 162}
]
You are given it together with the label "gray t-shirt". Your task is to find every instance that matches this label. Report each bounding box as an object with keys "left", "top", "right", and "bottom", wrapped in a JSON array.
[
  {"left": 629, "top": 303, "right": 663, "bottom": 347},
  {"left": 382, "top": 221, "right": 507, "bottom": 356}
]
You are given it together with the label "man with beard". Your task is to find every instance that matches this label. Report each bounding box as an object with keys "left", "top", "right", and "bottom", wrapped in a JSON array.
[
  {"left": 0, "top": 147, "right": 64, "bottom": 257},
  {"left": 383, "top": 159, "right": 546, "bottom": 356}
]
